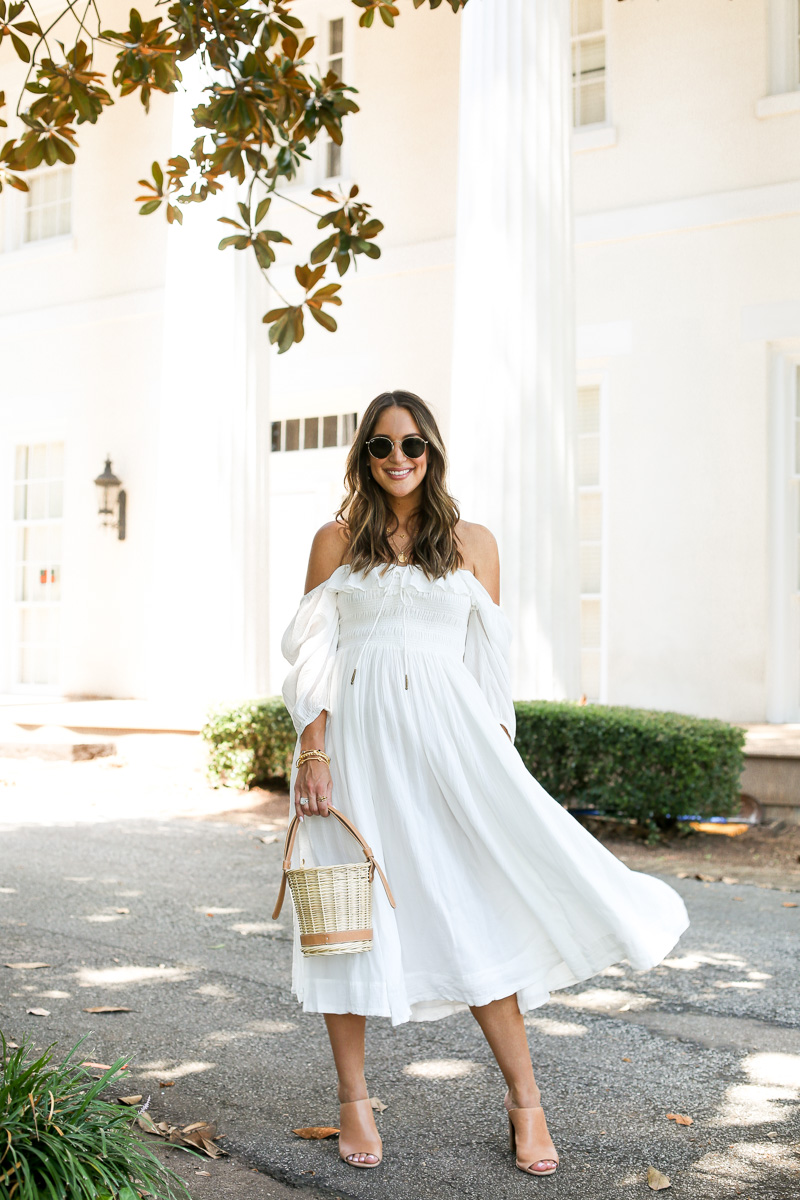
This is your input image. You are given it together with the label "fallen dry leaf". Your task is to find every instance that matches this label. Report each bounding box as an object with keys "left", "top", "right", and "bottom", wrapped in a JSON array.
[
  {"left": 370, "top": 1097, "right": 388, "bottom": 1112},
  {"left": 666, "top": 1112, "right": 693, "bottom": 1126},
  {"left": 118, "top": 1095, "right": 143, "bottom": 1106},
  {"left": 694, "top": 873, "right": 716, "bottom": 882},
  {"left": 721, "top": 877, "right": 738, "bottom": 885},
  {"left": 5, "top": 962, "right": 50, "bottom": 970},
  {"left": 782, "top": 903, "right": 798, "bottom": 908},
  {"left": 647, "top": 1165, "right": 672, "bottom": 1190},
  {"left": 115, "top": 908, "right": 130, "bottom": 914},
  {"left": 621, "top": 1057, "right": 632, "bottom": 1063},
  {"left": 136, "top": 1115, "right": 228, "bottom": 1158},
  {"left": 26, "top": 1007, "right": 50, "bottom": 1016},
  {"left": 158, "top": 1080, "right": 175, "bottom": 1088},
  {"left": 259, "top": 835, "right": 279, "bottom": 845},
  {"left": 767, "top": 1131, "right": 779, "bottom": 1139},
  {"left": 82, "top": 1006, "right": 133, "bottom": 1014},
  {"left": 195, "top": 1171, "right": 211, "bottom": 1177},
  {"left": 82, "top": 1061, "right": 129, "bottom": 1071},
  {"left": 292, "top": 1127, "right": 340, "bottom": 1139}
]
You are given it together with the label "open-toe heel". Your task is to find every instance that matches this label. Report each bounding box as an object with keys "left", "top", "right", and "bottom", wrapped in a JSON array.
[
  {"left": 505, "top": 1091, "right": 559, "bottom": 1176},
  {"left": 338, "top": 1098, "right": 382, "bottom": 1169}
]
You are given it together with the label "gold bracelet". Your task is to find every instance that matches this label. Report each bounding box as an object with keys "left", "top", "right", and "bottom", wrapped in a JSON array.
[{"left": 296, "top": 749, "right": 330, "bottom": 768}]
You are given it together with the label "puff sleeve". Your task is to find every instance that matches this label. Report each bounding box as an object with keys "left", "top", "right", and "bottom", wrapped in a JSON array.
[
  {"left": 281, "top": 580, "right": 340, "bottom": 737},
  {"left": 463, "top": 590, "right": 516, "bottom": 742}
]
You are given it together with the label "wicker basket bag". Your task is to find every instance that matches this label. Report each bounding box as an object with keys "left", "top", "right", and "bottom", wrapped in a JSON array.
[{"left": 272, "top": 805, "right": 396, "bottom": 956}]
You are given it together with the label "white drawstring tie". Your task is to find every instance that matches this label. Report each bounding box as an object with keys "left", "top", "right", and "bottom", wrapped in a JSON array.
[{"left": 349, "top": 564, "right": 410, "bottom": 691}]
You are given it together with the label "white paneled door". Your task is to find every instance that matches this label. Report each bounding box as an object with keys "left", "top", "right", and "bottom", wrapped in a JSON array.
[{"left": 13, "top": 442, "right": 64, "bottom": 688}]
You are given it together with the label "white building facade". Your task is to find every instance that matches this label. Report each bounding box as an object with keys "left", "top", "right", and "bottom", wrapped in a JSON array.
[{"left": 1, "top": 0, "right": 799, "bottom": 724}]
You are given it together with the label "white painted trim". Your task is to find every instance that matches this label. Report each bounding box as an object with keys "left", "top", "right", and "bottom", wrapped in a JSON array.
[
  {"left": 0, "top": 287, "right": 163, "bottom": 340},
  {"left": 576, "top": 319, "right": 632, "bottom": 360},
  {"left": 766, "top": 346, "right": 800, "bottom": 722},
  {"left": 767, "top": 0, "right": 800, "bottom": 96},
  {"left": 576, "top": 178, "right": 800, "bottom": 247},
  {"left": 755, "top": 90, "right": 800, "bottom": 119},
  {"left": 572, "top": 124, "right": 618, "bottom": 153},
  {"left": 575, "top": 369, "right": 610, "bottom": 705}
]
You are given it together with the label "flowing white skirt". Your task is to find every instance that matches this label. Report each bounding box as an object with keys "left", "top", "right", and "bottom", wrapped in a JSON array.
[{"left": 283, "top": 565, "right": 689, "bottom": 1027}]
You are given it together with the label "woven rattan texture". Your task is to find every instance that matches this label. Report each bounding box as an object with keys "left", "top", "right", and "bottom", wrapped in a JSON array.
[{"left": 288, "top": 862, "right": 373, "bottom": 956}]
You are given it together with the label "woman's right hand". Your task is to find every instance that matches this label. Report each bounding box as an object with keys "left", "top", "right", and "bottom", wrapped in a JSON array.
[{"left": 294, "top": 758, "right": 332, "bottom": 821}]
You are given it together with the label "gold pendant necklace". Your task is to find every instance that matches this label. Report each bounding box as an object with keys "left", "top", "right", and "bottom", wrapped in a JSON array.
[{"left": 391, "top": 528, "right": 410, "bottom": 564}]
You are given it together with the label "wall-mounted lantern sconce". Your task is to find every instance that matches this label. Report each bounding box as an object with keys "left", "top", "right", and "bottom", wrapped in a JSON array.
[{"left": 94, "top": 457, "right": 126, "bottom": 541}]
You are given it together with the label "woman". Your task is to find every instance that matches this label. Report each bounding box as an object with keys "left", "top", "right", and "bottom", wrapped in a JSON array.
[{"left": 281, "top": 390, "right": 689, "bottom": 1175}]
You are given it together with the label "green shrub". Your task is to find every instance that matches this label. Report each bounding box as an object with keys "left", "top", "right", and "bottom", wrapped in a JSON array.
[
  {"left": 201, "top": 696, "right": 296, "bottom": 789},
  {"left": 201, "top": 696, "right": 745, "bottom": 827},
  {"left": 0, "top": 1033, "right": 189, "bottom": 1200},
  {"left": 513, "top": 701, "right": 745, "bottom": 826}
]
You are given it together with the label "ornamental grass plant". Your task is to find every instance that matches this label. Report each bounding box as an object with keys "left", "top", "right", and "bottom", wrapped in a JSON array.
[{"left": 0, "top": 1033, "right": 189, "bottom": 1200}]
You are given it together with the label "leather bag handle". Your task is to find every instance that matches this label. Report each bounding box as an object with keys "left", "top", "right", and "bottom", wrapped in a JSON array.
[{"left": 272, "top": 804, "right": 396, "bottom": 920}]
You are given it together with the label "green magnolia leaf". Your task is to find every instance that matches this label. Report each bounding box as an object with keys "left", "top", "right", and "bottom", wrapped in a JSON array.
[
  {"left": 54, "top": 138, "right": 75, "bottom": 164},
  {"left": 308, "top": 306, "right": 337, "bottom": 332},
  {"left": 255, "top": 196, "right": 271, "bottom": 225},
  {"left": 152, "top": 160, "right": 163, "bottom": 190},
  {"left": 10, "top": 32, "right": 30, "bottom": 62},
  {"left": 310, "top": 234, "right": 337, "bottom": 264},
  {"left": 218, "top": 234, "right": 250, "bottom": 250},
  {"left": 295, "top": 262, "right": 326, "bottom": 291},
  {"left": 139, "top": 198, "right": 161, "bottom": 215}
]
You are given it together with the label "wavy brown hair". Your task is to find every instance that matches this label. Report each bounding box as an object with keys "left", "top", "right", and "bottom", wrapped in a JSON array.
[{"left": 334, "top": 390, "right": 464, "bottom": 581}]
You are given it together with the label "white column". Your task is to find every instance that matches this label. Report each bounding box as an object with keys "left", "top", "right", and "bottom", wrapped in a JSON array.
[
  {"left": 448, "top": 0, "right": 580, "bottom": 702},
  {"left": 147, "top": 65, "right": 271, "bottom": 706}
]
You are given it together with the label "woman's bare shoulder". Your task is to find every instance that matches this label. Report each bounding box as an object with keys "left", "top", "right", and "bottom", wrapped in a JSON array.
[
  {"left": 454, "top": 520, "right": 500, "bottom": 602},
  {"left": 304, "top": 520, "right": 351, "bottom": 593}
]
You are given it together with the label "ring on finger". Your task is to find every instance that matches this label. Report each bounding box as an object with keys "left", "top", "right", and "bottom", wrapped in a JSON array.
[{"left": 299, "top": 797, "right": 309, "bottom": 807}]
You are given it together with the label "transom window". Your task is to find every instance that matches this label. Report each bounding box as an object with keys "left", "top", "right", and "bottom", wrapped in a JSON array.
[
  {"left": 23, "top": 167, "right": 72, "bottom": 244},
  {"left": 571, "top": 0, "right": 606, "bottom": 128},
  {"left": 271, "top": 411, "right": 357, "bottom": 452}
]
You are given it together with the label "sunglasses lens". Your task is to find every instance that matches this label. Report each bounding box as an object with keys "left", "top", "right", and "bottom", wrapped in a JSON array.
[
  {"left": 401, "top": 437, "right": 426, "bottom": 459},
  {"left": 367, "top": 437, "right": 394, "bottom": 458}
]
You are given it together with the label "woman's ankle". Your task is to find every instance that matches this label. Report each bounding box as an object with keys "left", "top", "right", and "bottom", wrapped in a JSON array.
[
  {"left": 337, "top": 1079, "right": 370, "bottom": 1104},
  {"left": 505, "top": 1083, "right": 542, "bottom": 1111}
]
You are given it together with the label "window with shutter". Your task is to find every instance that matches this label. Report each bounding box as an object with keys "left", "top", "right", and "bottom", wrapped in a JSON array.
[
  {"left": 13, "top": 442, "right": 64, "bottom": 688},
  {"left": 571, "top": 0, "right": 606, "bottom": 128}
]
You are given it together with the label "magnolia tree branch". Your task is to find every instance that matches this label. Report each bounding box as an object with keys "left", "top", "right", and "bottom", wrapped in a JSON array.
[{"left": 0, "top": 0, "right": 468, "bottom": 351}]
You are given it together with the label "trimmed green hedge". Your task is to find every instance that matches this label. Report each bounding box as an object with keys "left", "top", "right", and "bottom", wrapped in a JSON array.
[
  {"left": 201, "top": 697, "right": 746, "bottom": 825},
  {"left": 201, "top": 697, "right": 296, "bottom": 790},
  {"left": 513, "top": 701, "right": 745, "bottom": 826}
]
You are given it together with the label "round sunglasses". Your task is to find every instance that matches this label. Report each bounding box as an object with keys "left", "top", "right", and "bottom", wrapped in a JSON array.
[{"left": 366, "top": 435, "right": 428, "bottom": 460}]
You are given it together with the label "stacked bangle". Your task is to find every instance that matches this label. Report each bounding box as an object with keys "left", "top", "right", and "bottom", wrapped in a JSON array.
[{"left": 296, "top": 748, "right": 331, "bottom": 768}]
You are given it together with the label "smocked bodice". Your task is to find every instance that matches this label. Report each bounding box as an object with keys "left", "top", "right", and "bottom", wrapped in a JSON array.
[
  {"left": 281, "top": 560, "right": 517, "bottom": 740},
  {"left": 337, "top": 586, "right": 471, "bottom": 656}
]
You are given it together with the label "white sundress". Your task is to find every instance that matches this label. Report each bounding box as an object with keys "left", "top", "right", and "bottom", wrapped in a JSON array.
[{"left": 280, "top": 561, "right": 689, "bottom": 1027}]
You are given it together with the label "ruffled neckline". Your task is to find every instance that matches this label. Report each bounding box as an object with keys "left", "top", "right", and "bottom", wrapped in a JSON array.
[{"left": 317, "top": 561, "right": 502, "bottom": 612}]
